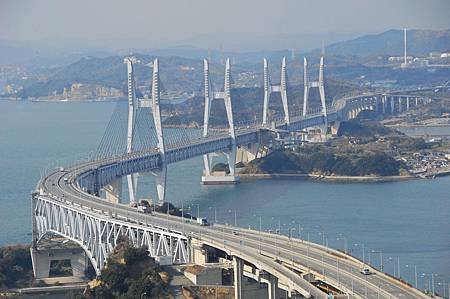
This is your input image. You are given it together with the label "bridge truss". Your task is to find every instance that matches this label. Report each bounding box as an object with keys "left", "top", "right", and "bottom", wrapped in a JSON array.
[{"left": 32, "top": 194, "right": 189, "bottom": 275}]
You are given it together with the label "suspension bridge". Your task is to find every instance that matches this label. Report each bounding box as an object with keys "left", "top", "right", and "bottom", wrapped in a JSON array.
[{"left": 31, "top": 55, "right": 446, "bottom": 298}]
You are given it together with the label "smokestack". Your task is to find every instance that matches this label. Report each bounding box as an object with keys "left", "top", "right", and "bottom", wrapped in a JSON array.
[
  {"left": 404, "top": 28, "right": 407, "bottom": 65},
  {"left": 321, "top": 40, "right": 325, "bottom": 56}
]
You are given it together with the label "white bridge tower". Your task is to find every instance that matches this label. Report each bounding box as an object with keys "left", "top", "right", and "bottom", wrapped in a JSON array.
[
  {"left": 262, "top": 57, "right": 290, "bottom": 126},
  {"left": 124, "top": 57, "right": 138, "bottom": 204},
  {"left": 303, "top": 56, "right": 328, "bottom": 128},
  {"left": 122, "top": 57, "right": 167, "bottom": 204},
  {"left": 150, "top": 58, "right": 167, "bottom": 203},
  {"left": 202, "top": 58, "right": 239, "bottom": 184}
]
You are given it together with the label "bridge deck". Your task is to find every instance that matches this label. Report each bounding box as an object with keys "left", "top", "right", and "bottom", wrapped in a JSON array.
[{"left": 33, "top": 87, "right": 443, "bottom": 298}]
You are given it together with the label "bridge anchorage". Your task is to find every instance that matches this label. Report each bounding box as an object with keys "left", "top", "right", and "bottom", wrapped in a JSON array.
[{"left": 31, "top": 55, "right": 440, "bottom": 299}]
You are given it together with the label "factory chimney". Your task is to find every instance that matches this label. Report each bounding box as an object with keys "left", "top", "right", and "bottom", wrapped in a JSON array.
[{"left": 404, "top": 28, "right": 407, "bottom": 65}]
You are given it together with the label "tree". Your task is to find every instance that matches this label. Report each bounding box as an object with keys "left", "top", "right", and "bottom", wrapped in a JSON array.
[{"left": 101, "top": 262, "right": 129, "bottom": 294}]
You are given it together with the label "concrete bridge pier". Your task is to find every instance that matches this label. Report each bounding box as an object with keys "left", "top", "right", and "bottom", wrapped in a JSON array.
[
  {"left": 233, "top": 256, "right": 244, "bottom": 299},
  {"left": 398, "top": 96, "right": 402, "bottom": 113},
  {"left": 415, "top": 97, "right": 418, "bottom": 106},
  {"left": 390, "top": 96, "right": 395, "bottom": 114},
  {"left": 104, "top": 178, "right": 122, "bottom": 204},
  {"left": 267, "top": 274, "right": 278, "bottom": 299},
  {"left": 330, "top": 121, "right": 341, "bottom": 136},
  {"left": 406, "top": 96, "right": 410, "bottom": 111},
  {"left": 30, "top": 245, "right": 88, "bottom": 280},
  {"left": 382, "top": 95, "right": 386, "bottom": 114},
  {"left": 236, "top": 142, "right": 262, "bottom": 165}
]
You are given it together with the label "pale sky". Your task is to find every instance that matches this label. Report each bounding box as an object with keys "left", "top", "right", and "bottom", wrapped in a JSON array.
[{"left": 1, "top": 0, "right": 449, "bottom": 50}]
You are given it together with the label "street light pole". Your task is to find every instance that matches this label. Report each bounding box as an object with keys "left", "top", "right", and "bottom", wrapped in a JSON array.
[
  {"left": 431, "top": 273, "right": 435, "bottom": 296},
  {"left": 380, "top": 251, "right": 383, "bottom": 272},
  {"left": 362, "top": 243, "right": 365, "bottom": 265},
  {"left": 414, "top": 265, "right": 418, "bottom": 288},
  {"left": 278, "top": 220, "right": 281, "bottom": 235},
  {"left": 389, "top": 257, "right": 396, "bottom": 277},
  {"left": 181, "top": 201, "right": 185, "bottom": 234},
  {"left": 259, "top": 216, "right": 262, "bottom": 253}
]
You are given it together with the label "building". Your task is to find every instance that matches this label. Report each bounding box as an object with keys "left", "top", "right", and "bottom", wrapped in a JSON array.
[{"left": 68, "top": 83, "right": 123, "bottom": 100}]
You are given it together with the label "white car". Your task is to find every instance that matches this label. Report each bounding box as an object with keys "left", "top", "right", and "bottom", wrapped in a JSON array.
[{"left": 360, "top": 268, "right": 371, "bottom": 275}]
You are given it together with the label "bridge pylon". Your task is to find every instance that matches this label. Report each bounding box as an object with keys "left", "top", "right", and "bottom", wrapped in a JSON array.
[
  {"left": 202, "top": 58, "right": 239, "bottom": 184},
  {"left": 150, "top": 58, "right": 167, "bottom": 203},
  {"left": 303, "top": 56, "right": 328, "bottom": 128},
  {"left": 124, "top": 57, "right": 138, "bottom": 204},
  {"left": 262, "top": 57, "right": 290, "bottom": 126},
  {"left": 103, "top": 57, "right": 140, "bottom": 204}
]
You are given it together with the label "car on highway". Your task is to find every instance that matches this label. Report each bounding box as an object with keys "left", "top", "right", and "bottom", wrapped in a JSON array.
[
  {"left": 196, "top": 217, "right": 209, "bottom": 226},
  {"left": 137, "top": 206, "right": 151, "bottom": 214},
  {"left": 360, "top": 268, "right": 371, "bottom": 275}
]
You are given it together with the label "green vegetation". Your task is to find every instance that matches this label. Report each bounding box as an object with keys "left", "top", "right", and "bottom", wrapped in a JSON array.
[
  {"left": 242, "top": 120, "right": 418, "bottom": 177},
  {"left": 80, "top": 238, "right": 170, "bottom": 299},
  {"left": 337, "top": 119, "right": 393, "bottom": 137},
  {"left": 0, "top": 244, "right": 33, "bottom": 290},
  {"left": 243, "top": 149, "right": 404, "bottom": 176}
]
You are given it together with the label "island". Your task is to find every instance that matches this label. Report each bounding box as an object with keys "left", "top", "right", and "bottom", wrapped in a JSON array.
[{"left": 239, "top": 119, "right": 450, "bottom": 181}]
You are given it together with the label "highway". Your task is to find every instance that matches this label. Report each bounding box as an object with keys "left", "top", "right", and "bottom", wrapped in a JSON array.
[
  {"left": 34, "top": 85, "right": 448, "bottom": 298},
  {"left": 38, "top": 160, "right": 429, "bottom": 299}
]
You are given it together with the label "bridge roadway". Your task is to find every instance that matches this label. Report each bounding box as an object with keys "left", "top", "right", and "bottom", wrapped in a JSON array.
[
  {"left": 81, "top": 85, "right": 445, "bottom": 194},
  {"left": 36, "top": 87, "right": 446, "bottom": 298},
  {"left": 40, "top": 160, "right": 429, "bottom": 299}
]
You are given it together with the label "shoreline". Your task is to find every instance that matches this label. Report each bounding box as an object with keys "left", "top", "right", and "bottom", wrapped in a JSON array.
[
  {"left": 387, "top": 124, "right": 450, "bottom": 128},
  {"left": 238, "top": 172, "right": 416, "bottom": 183}
]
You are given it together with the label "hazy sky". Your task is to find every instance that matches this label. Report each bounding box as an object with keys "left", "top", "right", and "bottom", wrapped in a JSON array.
[{"left": 1, "top": 0, "right": 449, "bottom": 50}]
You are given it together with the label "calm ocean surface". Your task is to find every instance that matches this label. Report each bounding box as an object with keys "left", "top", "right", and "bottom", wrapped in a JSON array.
[{"left": 0, "top": 100, "right": 449, "bottom": 293}]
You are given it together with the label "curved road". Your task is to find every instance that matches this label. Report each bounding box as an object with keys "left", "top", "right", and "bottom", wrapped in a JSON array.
[
  {"left": 38, "top": 160, "right": 429, "bottom": 299},
  {"left": 36, "top": 86, "right": 446, "bottom": 298}
]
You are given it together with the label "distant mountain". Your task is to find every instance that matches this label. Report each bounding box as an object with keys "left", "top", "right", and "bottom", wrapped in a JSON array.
[
  {"left": 0, "top": 40, "right": 115, "bottom": 68},
  {"left": 320, "top": 29, "right": 450, "bottom": 57},
  {"left": 11, "top": 54, "right": 256, "bottom": 98}
]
